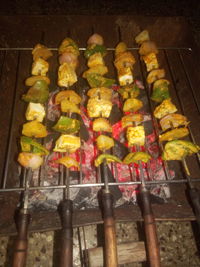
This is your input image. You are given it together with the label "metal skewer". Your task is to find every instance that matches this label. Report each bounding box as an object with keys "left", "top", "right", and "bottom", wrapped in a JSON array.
[{"left": 12, "top": 168, "right": 32, "bottom": 267}]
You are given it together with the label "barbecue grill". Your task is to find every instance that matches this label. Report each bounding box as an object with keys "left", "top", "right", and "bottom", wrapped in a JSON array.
[{"left": 0, "top": 15, "right": 200, "bottom": 265}]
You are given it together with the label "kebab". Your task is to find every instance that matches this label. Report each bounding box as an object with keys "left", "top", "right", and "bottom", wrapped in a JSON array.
[
  {"left": 13, "top": 44, "right": 52, "bottom": 267},
  {"left": 84, "top": 33, "right": 119, "bottom": 267},
  {"left": 113, "top": 40, "right": 161, "bottom": 267},
  {"left": 135, "top": 30, "right": 200, "bottom": 229}
]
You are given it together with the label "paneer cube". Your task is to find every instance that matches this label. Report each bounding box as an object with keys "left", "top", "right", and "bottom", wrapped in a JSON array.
[
  {"left": 118, "top": 67, "right": 133, "bottom": 86},
  {"left": 25, "top": 102, "right": 45, "bottom": 122},
  {"left": 142, "top": 53, "right": 159, "bottom": 72},
  {"left": 58, "top": 63, "right": 77, "bottom": 87},
  {"left": 32, "top": 58, "right": 49, "bottom": 76},
  {"left": 126, "top": 126, "right": 145, "bottom": 146},
  {"left": 87, "top": 52, "right": 105, "bottom": 68},
  {"left": 87, "top": 98, "right": 112, "bottom": 118}
]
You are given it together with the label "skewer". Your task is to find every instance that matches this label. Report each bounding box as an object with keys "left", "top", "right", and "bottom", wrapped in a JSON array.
[{"left": 12, "top": 168, "right": 32, "bottom": 267}]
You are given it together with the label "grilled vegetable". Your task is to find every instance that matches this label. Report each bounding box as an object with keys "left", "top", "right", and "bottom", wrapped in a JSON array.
[
  {"left": 61, "top": 99, "right": 80, "bottom": 114},
  {"left": 87, "top": 87, "right": 112, "bottom": 100},
  {"left": 117, "top": 67, "right": 133, "bottom": 86},
  {"left": 25, "top": 75, "right": 50, "bottom": 86},
  {"left": 87, "top": 98, "right": 112, "bottom": 118},
  {"left": 123, "top": 98, "right": 143, "bottom": 113},
  {"left": 32, "top": 43, "right": 53, "bottom": 61},
  {"left": 25, "top": 102, "right": 46, "bottom": 122},
  {"left": 22, "top": 80, "right": 49, "bottom": 104},
  {"left": 115, "top": 42, "right": 127, "bottom": 57},
  {"left": 142, "top": 52, "right": 159, "bottom": 72},
  {"left": 55, "top": 90, "right": 81, "bottom": 105},
  {"left": 123, "top": 152, "right": 151, "bottom": 164},
  {"left": 87, "top": 33, "right": 104, "bottom": 46},
  {"left": 118, "top": 83, "right": 140, "bottom": 99},
  {"left": 114, "top": 51, "right": 136, "bottom": 70},
  {"left": 59, "top": 52, "right": 79, "bottom": 69},
  {"left": 22, "top": 120, "right": 48, "bottom": 138},
  {"left": 154, "top": 99, "right": 177, "bottom": 119},
  {"left": 159, "top": 127, "right": 189, "bottom": 142},
  {"left": 126, "top": 126, "right": 145, "bottom": 146},
  {"left": 160, "top": 114, "right": 189, "bottom": 131},
  {"left": 20, "top": 136, "right": 49, "bottom": 155},
  {"left": 58, "top": 38, "right": 80, "bottom": 56},
  {"left": 83, "top": 65, "right": 108, "bottom": 78},
  {"left": 162, "top": 140, "right": 200, "bottom": 160},
  {"left": 121, "top": 114, "right": 143, "bottom": 128},
  {"left": 31, "top": 58, "right": 49, "bottom": 76},
  {"left": 84, "top": 44, "right": 106, "bottom": 59},
  {"left": 52, "top": 116, "right": 80, "bottom": 134},
  {"left": 58, "top": 63, "right": 77, "bottom": 87},
  {"left": 56, "top": 156, "right": 80, "bottom": 170},
  {"left": 92, "top": 118, "right": 112, "bottom": 132},
  {"left": 54, "top": 135, "right": 80, "bottom": 153},
  {"left": 18, "top": 152, "right": 43, "bottom": 170},
  {"left": 86, "top": 73, "right": 115, "bottom": 88},
  {"left": 139, "top": 41, "right": 158, "bottom": 56},
  {"left": 96, "top": 135, "right": 114, "bottom": 151},
  {"left": 95, "top": 154, "right": 122, "bottom": 167},
  {"left": 87, "top": 52, "right": 105, "bottom": 68},
  {"left": 147, "top": 69, "right": 165, "bottom": 84},
  {"left": 151, "top": 79, "right": 170, "bottom": 103},
  {"left": 135, "top": 30, "right": 150, "bottom": 45}
]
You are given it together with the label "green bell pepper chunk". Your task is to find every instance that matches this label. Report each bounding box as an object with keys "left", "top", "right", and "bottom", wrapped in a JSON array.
[
  {"left": 151, "top": 84, "right": 170, "bottom": 103},
  {"left": 86, "top": 73, "right": 115, "bottom": 88},
  {"left": 119, "top": 84, "right": 140, "bottom": 99},
  {"left": 22, "top": 80, "right": 49, "bottom": 104},
  {"left": 95, "top": 154, "right": 122, "bottom": 167},
  {"left": 20, "top": 136, "right": 49, "bottom": 155},
  {"left": 84, "top": 44, "right": 106, "bottom": 59},
  {"left": 123, "top": 152, "right": 151, "bottom": 164},
  {"left": 52, "top": 116, "right": 80, "bottom": 134}
]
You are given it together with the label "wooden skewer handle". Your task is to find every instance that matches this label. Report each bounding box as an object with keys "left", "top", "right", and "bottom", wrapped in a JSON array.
[
  {"left": 12, "top": 211, "right": 31, "bottom": 267},
  {"left": 58, "top": 199, "right": 73, "bottom": 267},
  {"left": 140, "top": 186, "right": 161, "bottom": 267},
  {"left": 189, "top": 187, "right": 200, "bottom": 229},
  {"left": 102, "top": 190, "right": 118, "bottom": 267}
]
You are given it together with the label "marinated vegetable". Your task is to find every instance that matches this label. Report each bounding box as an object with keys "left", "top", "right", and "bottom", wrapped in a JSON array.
[
  {"left": 54, "top": 135, "right": 80, "bottom": 153},
  {"left": 92, "top": 118, "right": 112, "bottom": 132},
  {"left": 61, "top": 99, "right": 80, "bottom": 114},
  {"left": 55, "top": 90, "right": 81, "bottom": 105},
  {"left": 18, "top": 152, "right": 43, "bottom": 170},
  {"left": 84, "top": 44, "right": 106, "bottom": 59},
  {"left": 123, "top": 152, "right": 151, "bottom": 164},
  {"left": 58, "top": 38, "right": 80, "bottom": 56},
  {"left": 52, "top": 116, "right": 80, "bottom": 134},
  {"left": 135, "top": 30, "right": 150, "bottom": 45},
  {"left": 142, "top": 52, "right": 159, "bottom": 72},
  {"left": 96, "top": 135, "right": 114, "bottom": 151},
  {"left": 31, "top": 58, "right": 49, "bottom": 76},
  {"left": 117, "top": 67, "right": 133, "bottom": 86},
  {"left": 22, "top": 80, "right": 49, "bottom": 104},
  {"left": 160, "top": 114, "right": 189, "bottom": 131},
  {"left": 154, "top": 99, "right": 177, "bottom": 119},
  {"left": 118, "top": 83, "right": 140, "bottom": 99},
  {"left": 87, "top": 87, "right": 112, "bottom": 100},
  {"left": 58, "top": 63, "right": 77, "bottom": 87},
  {"left": 123, "top": 98, "right": 143, "bottom": 113},
  {"left": 87, "top": 52, "right": 105, "bottom": 68},
  {"left": 159, "top": 127, "right": 189, "bottom": 142},
  {"left": 151, "top": 79, "right": 170, "bottom": 103},
  {"left": 25, "top": 102, "right": 46, "bottom": 122},
  {"left": 20, "top": 136, "right": 49, "bottom": 155},
  {"left": 22, "top": 120, "right": 48, "bottom": 138},
  {"left": 86, "top": 73, "right": 115, "bottom": 88},
  {"left": 121, "top": 114, "right": 143, "bottom": 128},
  {"left": 25, "top": 75, "right": 50, "bottom": 86},
  {"left": 32, "top": 43, "right": 53, "bottom": 61},
  {"left": 56, "top": 156, "right": 80, "bottom": 170},
  {"left": 87, "top": 98, "right": 112, "bottom": 118},
  {"left": 95, "top": 154, "right": 122, "bottom": 167},
  {"left": 139, "top": 41, "right": 158, "bottom": 56},
  {"left": 147, "top": 69, "right": 165, "bottom": 84},
  {"left": 127, "top": 126, "right": 145, "bottom": 146}
]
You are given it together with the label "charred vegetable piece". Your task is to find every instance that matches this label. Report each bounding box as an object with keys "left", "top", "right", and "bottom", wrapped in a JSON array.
[
  {"left": 54, "top": 135, "right": 80, "bottom": 153},
  {"left": 151, "top": 79, "right": 170, "bottom": 103},
  {"left": 139, "top": 41, "right": 158, "bottom": 56},
  {"left": 18, "top": 152, "right": 43, "bottom": 170},
  {"left": 92, "top": 118, "right": 112, "bottom": 132},
  {"left": 127, "top": 126, "right": 145, "bottom": 146},
  {"left": 84, "top": 44, "right": 106, "bottom": 59},
  {"left": 20, "top": 136, "right": 49, "bottom": 155},
  {"left": 22, "top": 80, "right": 49, "bottom": 104},
  {"left": 87, "top": 87, "right": 112, "bottom": 100},
  {"left": 135, "top": 30, "right": 150, "bottom": 45},
  {"left": 115, "top": 42, "right": 128, "bottom": 57},
  {"left": 87, "top": 33, "right": 104, "bottom": 46},
  {"left": 117, "top": 67, "right": 133, "bottom": 86},
  {"left": 32, "top": 43, "right": 53, "bottom": 61},
  {"left": 114, "top": 51, "right": 136, "bottom": 70},
  {"left": 87, "top": 52, "right": 105, "bottom": 68},
  {"left": 56, "top": 156, "right": 80, "bottom": 170},
  {"left": 58, "top": 38, "right": 80, "bottom": 56},
  {"left": 25, "top": 75, "right": 50, "bottom": 86},
  {"left": 123, "top": 98, "right": 143, "bottom": 113},
  {"left": 147, "top": 69, "right": 165, "bottom": 84},
  {"left": 83, "top": 65, "right": 108, "bottom": 78},
  {"left": 55, "top": 90, "right": 81, "bottom": 105},
  {"left": 154, "top": 99, "right": 177, "bottom": 119},
  {"left": 31, "top": 58, "right": 49, "bottom": 76},
  {"left": 159, "top": 127, "right": 189, "bottom": 142},
  {"left": 96, "top": 135, "right": 114, "bottom": 151},
  {"left": 142, "top": 53, "right": 159, "bottom": 72},
  {"left": 162, "top": 140, "right": 200, "bottom": 160},
  {"left": 121, "top": 114, "right": 143, "bottom": 128},
  {"left": 87, "top": 98, "right": 112, "bottom": 118},
  {"left": 123, "top": 152, "right": 151, "bottom": 164},
  {"left": 118, "top": 83, "right": 140, "bottom": 99},
  {"left": 61, "top": 99, "right": 80, "bottom": 114},
  {"left": 86, "top": 73, "right": 115, "bottom": 88},
  {"left": 25, "top": 102, "right": 45, "bottom": 122},
  {"left": 22, "top": 120, "right": 48, "bottom": 138},
  {"left": 95, "top": 154, "right": 122, "bottom": 167},
  {"left": 58, "top": 63, "right": 77, "bottom": 87},
  {"left": 160, "top": 114, "right": 189, "bottom": 131},
  {"left": 52, "top": 116, "right": 80, "bottom": 134},
  {"left": 59, "top": 52, "right": 79, "bottom": 69}
]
